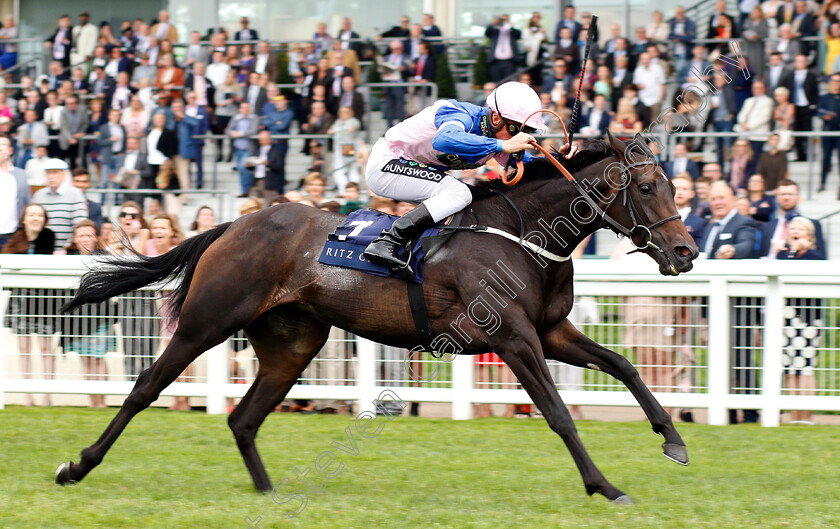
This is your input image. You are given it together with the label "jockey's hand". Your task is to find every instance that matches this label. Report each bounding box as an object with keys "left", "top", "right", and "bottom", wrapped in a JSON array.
[
  {"left": 501, "top": 132, "right": 535, "bottom": 154},
  {"left": 559, "top": 142, "right": 579, "bottom": 159}
]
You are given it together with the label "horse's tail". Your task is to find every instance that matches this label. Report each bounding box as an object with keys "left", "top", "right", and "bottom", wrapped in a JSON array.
[{"left": 61, "top": 222, "right": 233, "bottom": 317}]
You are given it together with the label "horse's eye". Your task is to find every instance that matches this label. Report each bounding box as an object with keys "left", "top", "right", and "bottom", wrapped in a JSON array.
[{"left": 639, "top": 183, "right": 654, "bottom": 195}]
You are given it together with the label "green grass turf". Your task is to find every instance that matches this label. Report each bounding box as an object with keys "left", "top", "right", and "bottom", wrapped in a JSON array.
[{"left": 2, "top": 406, "right": 839, "bottom": 529}]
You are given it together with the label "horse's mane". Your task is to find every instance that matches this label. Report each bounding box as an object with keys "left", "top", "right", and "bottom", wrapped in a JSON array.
[{"left": 471, "top": 139, "right": 617, "bottom": 198}]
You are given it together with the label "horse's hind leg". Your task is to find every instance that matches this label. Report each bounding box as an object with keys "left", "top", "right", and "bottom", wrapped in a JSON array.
[
  {"left": 56, "top": 311, "right": 239, "bottom": 485},
  {"left": 541, "top": 319, "right": 688, "bottom": 465},
  {"left": 227, "top": 306, "right": 331, "bottom": 492}
]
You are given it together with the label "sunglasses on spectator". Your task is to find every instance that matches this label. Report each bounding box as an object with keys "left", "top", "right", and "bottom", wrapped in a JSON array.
[{"left": 119, "top": 212, "right": 140, "bottom": 219}]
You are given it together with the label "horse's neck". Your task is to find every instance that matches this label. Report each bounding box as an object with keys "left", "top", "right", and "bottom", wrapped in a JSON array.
[{"left": 480, "top": 166, "right": 618, "bottom": 258}]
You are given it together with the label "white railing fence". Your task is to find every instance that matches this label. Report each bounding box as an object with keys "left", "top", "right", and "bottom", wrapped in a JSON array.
[{"left": 2, "top": 255, "right": 840, "bottom": 426}]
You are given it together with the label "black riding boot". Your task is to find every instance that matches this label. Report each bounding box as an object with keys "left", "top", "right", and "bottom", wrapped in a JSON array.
[{"left": 364, "top": 204, "right": 435, "bottom": 277}]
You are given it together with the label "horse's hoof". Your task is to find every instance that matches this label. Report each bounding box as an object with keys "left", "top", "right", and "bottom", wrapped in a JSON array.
[
  {"left": 55, "top": 462, "right": 77, "bottom": 485},
  {"left": 611, "top": 494, "right": 635, "bottom": 505},
  {"left": 662, "top": 442, "right": 689, "bottom": 466}
]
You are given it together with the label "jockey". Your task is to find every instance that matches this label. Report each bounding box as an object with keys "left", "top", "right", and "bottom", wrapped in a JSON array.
[{"left": 364, "top": 81, "right": 578, "bottom": 275}]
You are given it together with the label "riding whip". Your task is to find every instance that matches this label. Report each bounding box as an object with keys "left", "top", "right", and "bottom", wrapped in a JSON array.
[{"left": 568, "top": 14, "right": 598, "bottom": 146}]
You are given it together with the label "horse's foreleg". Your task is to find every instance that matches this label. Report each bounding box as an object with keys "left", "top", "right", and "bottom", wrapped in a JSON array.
[
  {"left": 496, "top": 327, "right": 631, "bottom": 503},
  {"left": 228, "top": 309, "right": 331, "bottom": 492},
  {"left": 55, "top": 331, "right": 222, "bottom": 486},
  {"left": 541, "top": 319, "right": 688, "bottom": 465}
]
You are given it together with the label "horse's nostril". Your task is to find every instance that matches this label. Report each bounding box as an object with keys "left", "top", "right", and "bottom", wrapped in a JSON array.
[{"left": 676, "top": 246, "right": 692, "bottom": 258}]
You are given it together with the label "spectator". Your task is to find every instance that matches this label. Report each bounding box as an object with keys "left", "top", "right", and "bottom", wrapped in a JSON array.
[
  {"left": 760, "top": 179, "right": 825, "bottom": 257},
  {"left": 252, "top": 41, "right": 279, "bottom": 82},
  {"left": 329, "top": 106, "right": 362, "bottom": 195},
  {"left": 238, "top": 44, "right": 256, "bottom": 80},
  {"left": 15, "top": 109, "right": 48, "bottom": 169},
  {"left": 105, "top": 47, "right": 131, "bottom": 79},
  {"left": 226, "top": 101, "right": 260, "bottom": 197},
  {"left": 96, "top": 108, "right": 127, "bottom": 192},
  {"left": 155, "top": 54, "right": 185, "bottom": 100},
  {"left": 248, "top": 130, "right": 275, "bottom": 198},
  {"left": 183, "top": 31, "right": 209, "bottom": 72},
  {"left": 669, "top": 7, "right": 697, "bottom": 75},
  {"left": 206, "top": 50, "right": 231, "bottom": 90},
  {"left": 553, "top": 27, "right": 578, "bottom": 73},
  {"left": 776, "top": 216, "right": 825, "bottom": 424},
  {"left": 673, "top": 174, "right": 708, "bottom": 248},
  {"left": 261, "top": 95, "right": 294, "bottom": 194},
  {"left": 312, "top": 22, "right": 333, "bottom": 57},
  {"left": 728, "top": 139, "right": 756, "bottom": 190},
  {"left": 736, "top": 80, "right": 774, "bottom": 157},
  {"left": 302, "top": 172, "right": 326, "bottom": 204},
  {"left": 421, "top": 13, "right": 444, "bottom": 56},
  {"left": 790, "top": 1, "right": 817, "bottom": 52},
  {"left": 665, "top": 143, "right": 700, "bottom": 180},
  {"left": 781, "top": 55, "right": 818, "bottom": 162},
  {"left": 522, "top": 12, "right": 547, "bottom": 86},
  {"left": 755, "top": 133, "right": 789, "bottom": 192},
  {"left": 24, "top": 145, "right": 49, "bottom": 192},
  {"left": 609, "top": 98, "right": 642, "bottom": 140},
  {"left": 90, "top": 66, "right": 115, "bottom": 101},
  {"left": 742, "top": 6, "right": 769, "bottom": 77},
  {"left": 241, "top": 71, "right": 268, "bottom": 116},
  {"left": 707, "top": 0, "right": 737, "bottom": 47},
  {"left": 71, "top": 168, "right": 104, "bottom": 228},
  {"left": 745, "top": 173, "right": 776, "bottom": 223},
  {"left": 118, "top": 136, "right": 153, "bottom": 206},
  {"left": 341, "top": 182, "right": 364, "bottom": 213},
  {"left": 693, "top": 176, "right": 712, "bottom": 218},
  {"left": 0, "top": 15, "right": 19, "bottom": 69},
  {"left": 827, "top": 23, "right": 840, "bottom": 74},
  {"left": 185, "top": 61, "right": 215, "bottom": 112},
  {"left": 151, "top": 9, "right": 178, "bottom": 43},
  {"left": 710, "top": 72, "right": 737, "bottom": 168},
  {"left": 2, "top": 203, "right": 57, "bottom": 407},
  {"left": 543, "top": 59, "right": 574, "bottom": 103},
  {"left": 410, "top": 41, "right": 437, "bottom": 114},
  {"left": 62, "top": 96, "right": 88, "bottom": 170},
  {"left": 337, "top": 17, "right": 363, "bottom": 58},
  {"left": 68, "top": 68, "right": 89, "bottom": 95},
  {"left": 555, "top": 5, "right": 582, "bottom": 43},
  {"left": 44, "top": 14, "right": 73, "bottom": 68},
  {"left": 188, "top": 206, "right": 216, "bottom": 237},
  {"left": 213, "top": 69, "right": 240, "bottom": 163},
  {"left": 379, "top": 40, "right": 410, "bottom": 127},
  {"left": 0, "top": 137, "right": 29, "bottom": 249},
  {"left": 702, "top": 181, "right": 760, "bottom": 424},
  {"left": 120, "top": 95, "right": 150, "bottom": 139},
  {"left": 486, "top": 15, "right": 521, "bottom": 83},
  {"left": 45, "top": 61, "right": 67, "bottom": 92},
  {"left": 380, "top": 16, "right": 411, "bottom": 39},
  {"left": 632, "top": 52, "right": 666, "bottom": 119},
  {"left": 146, "top": 112, "right": 177, "bottom": 205},
  {"left": 63, "top": 219, "right": 114, "bottom": 408},
  {"left": 577, "top": 93, "right": 611, "bottom": 136},
  {"left": 575, "top": 27, "right": 599, "bottom": 70},
  {"left": 171, "top": 98, "right": 203, "bottom": 191},
  {"left": 130, "top": 53, "right": 157, "bottom": 89},
  {"left": 107, "top": 71, "right": 135, "bottom": 111},
  {"left": 610, "top": 55, "right": 633, "bottom": 106},
  {"left": 32, "top": 158, "right": 88, "bottom": 250},
  {"left": 818, "top": 73, "right": 840, "bottom": 193},
  {"left": 184, "top": 90, "right": 211, "bottom": 188},
  {"left": 235, "top": 16, "right": 258, "bottom": 41}
]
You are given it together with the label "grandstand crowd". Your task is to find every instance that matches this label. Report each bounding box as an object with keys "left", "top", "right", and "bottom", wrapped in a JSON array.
[{"left": 0, "top": 5, "right": 836, "bottom": 418}]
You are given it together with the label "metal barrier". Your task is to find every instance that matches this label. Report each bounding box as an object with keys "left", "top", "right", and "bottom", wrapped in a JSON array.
[{"left": 2, "top": 257, "right": 840, "bottom": 425}]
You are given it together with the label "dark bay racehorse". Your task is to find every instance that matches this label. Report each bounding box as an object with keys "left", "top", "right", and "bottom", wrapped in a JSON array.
[{"left": 57, "top": 133, "right": 698, "bottom": 503}]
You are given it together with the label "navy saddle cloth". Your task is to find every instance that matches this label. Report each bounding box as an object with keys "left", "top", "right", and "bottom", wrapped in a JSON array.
[{"left": 318, "top": 209, "right": 448, "bottom": 283}]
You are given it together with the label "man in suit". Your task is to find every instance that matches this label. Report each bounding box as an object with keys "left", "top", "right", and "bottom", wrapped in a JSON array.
[
  {"left": 542, "top": 59, "right": 574, "bottom": 99},
  {"left": 760, "top": 179, "right": 826, "bottom": 258},
  {"left": 151, "top": 10, "right": 178, "bottom": 43},
  {"left": 235, "top": 17, "right": 259, "bottom": 41},
  {"left": 105, "top": 72, "right": 136, "bottom": 111},
  {"left": 70, "top": 68, "right": 89, "bottom": 94},
  {"left": 14, "top": 109, "right": 48, "bottom": 169},
  {"left": 669, "top": 6, "right": 697, "bottom": 75},
  {"left": 605, "top": 37, "right": 635, "bottom": 72},
  {"left": 485, "top": 15, "right": 521, "bottom": 83},
  {"left": 421, "top": 13, "right": 445, "bottom": 56},
  {"left": 775, "top": 24, "right": 801, "bottom": 66},
  {"left": 818, "top": 74, "right": 840, "bottom": 193},
  {"left": 184, "top": 62, "right": 215, "bottom": 112},
  {"left": 118, "top": 136, "right": 153, "bottom": 204},
  {"left": 331, "top": 76, "right": 365, "bottom": 128},
  {"left": 673, "top": 175, "right": 708, "bottom": 249},
  {"left": 44, "top": 15, "right": 73, "bottom": 68},
  {"left": 702, "top": 181, "right": 760, "bottom": 424},
  {"left": 737, "top": 80, "right": 775, "bottom": 157},
  {"left": 380, "top": 16, "right": 411, "bottom": 40},
  {"left": 183, "top": 92, "right": 211, "bottom": 188},
  {"left": 226, "top": 101, "right": 261, "bottom": 196},
  {"left": 131, "top": 53, "right": 157, "bottom": 89},
  {"left": 790, "top": 1, "right": 817, "bottom": 53},
  {"left": 71, "top": 168, "right": 104, "bottom": 228},
  {"left": 577, "top": 93, "right": 612, "bottom": 136},
  {"left": 776, "top": 0, "right": 796, "bottom": 27},
  {"left": 403, "top": 24, "right": 425, "bottom": 61},
  {"left": 554, "top": 5, "right": 582, "bottom": 43},
  {"left": 70, "top": 12, "right": 98, "bottom": 66},
  {"left": 90, "top": 66, "right": 115, "bottom": 101},
  {"left": 97, "top": 108, "right": 127, "bottom": 190},
  {"left": 380, "top": 40, "right": 411, "bottom": 127},
  {"left": 764, "top": 52, "right": 791, "bottom": 93},
  {"left": 710, "top": 72, "right": 737, "bottom": 168},
  {"left": 781, "top": 54, "right": 818, "bottom": 161},
  {"left": 171, "top": 98, "right": 205, "bottom": 192},
  {"left": 665, "top": 143, "right": 700, "bottom": 180},
  {"left": 410, "top": 41, "right": 437, "bottom": 114},
  {"left": 183, "top": 31, "right": 209, "bottom": 73},
  {"left": 336, "top": 17, "right": 363, "bottom": 58},
  {"left": 706, "top": 0, "right": 736, "bottom": 45},
  {"left": 262, "top": 95, "right": 295, "bottom": 195},
  {"left": 42, "top": 91, "right": 71, "bottom": 160},
  {"left": 64, "top": 95, "right": 88, "bottom": 169},
  {"left": 46, "top": 61, "right": 68, "bottom": 92},
  {"left": 251, "top": 41, "right": 280, "bottom": 83},
  {"left": 241, "top": 71, "right": 268, "bottom": 117}
]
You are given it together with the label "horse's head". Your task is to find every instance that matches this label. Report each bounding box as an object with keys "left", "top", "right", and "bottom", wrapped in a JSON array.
[{"left": 601, "top": 132, "right": 699, "bottom": 275}]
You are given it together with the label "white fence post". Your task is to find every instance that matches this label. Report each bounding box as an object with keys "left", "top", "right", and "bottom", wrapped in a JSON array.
[
  {"left": 356, "top": 337, "right": 377, "bottom": 414},
  {"left": 707, "top": 278, "right": 730, "bottom": 426},
  {"left": 205, "top": 341, "right": 228, "bottom": 415},
  {"left": 762, "top": 276, "right": 784, "bottom": 427},
  {"left": 451, "top": 354, "right": 474, "bottom": 420},
  {"left": 0, "top": 266, "right": 5, "bottom": 410}
]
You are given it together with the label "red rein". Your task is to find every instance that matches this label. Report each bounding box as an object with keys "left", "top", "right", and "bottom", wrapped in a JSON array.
[{"left": 501, "top": 108, "right": 575, "bottom": 186}]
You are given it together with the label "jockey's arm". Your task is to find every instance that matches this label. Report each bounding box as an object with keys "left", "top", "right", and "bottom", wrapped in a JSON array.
[{"left": 432, "top": 123, "right": 502, "bottom": 159}]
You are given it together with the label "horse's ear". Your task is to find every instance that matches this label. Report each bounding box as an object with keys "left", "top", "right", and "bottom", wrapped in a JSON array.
[{"left": 606, "top": 131, "right": 628, "bottom": 161}]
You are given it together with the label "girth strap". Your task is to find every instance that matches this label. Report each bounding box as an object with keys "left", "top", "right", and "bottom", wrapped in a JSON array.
[{"left": 406, "top": 280, "right": 441, "bottom": 358}]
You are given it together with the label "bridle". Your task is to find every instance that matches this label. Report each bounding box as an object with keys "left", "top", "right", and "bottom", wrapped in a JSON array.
[{"left": 499, "top": 108, "right": 681, "bottom": 255}]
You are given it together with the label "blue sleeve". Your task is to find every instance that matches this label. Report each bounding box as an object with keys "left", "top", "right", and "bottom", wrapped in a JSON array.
[{"left": 431, "top": 103, "right": 502, "bottom": 159}]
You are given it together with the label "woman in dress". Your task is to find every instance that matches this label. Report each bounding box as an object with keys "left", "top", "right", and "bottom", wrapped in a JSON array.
[
  {"left": 742, "top": 7, "right": 769, "bottom": 78},
  {"left": 2, "top": 204, "right": 56, "bottom": 406},
  {"left": 120, "top": 95, "right": 150, "bottom": 139},
  {"left": 776, "top": 217, "right": 826, "bottom": 424},
  {"left": 64, "top": 220, "right": 114, "bottom": 408},
  {"left": 773, "top": 86, "right": 795, "bottom": 152}
]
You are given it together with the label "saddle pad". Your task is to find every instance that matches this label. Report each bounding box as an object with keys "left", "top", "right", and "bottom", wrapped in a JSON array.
[{"left": 319, "top": 209, "right": 442, "bottom": 283}]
